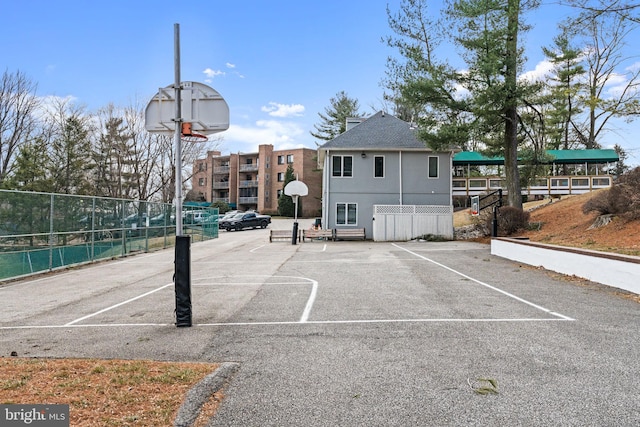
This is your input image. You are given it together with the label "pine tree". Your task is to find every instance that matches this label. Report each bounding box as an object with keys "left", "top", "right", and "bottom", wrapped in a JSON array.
[
  {"left": 50, "top": 115, "right": 94, "bottom": 195},
  {"left": 310, "top": 91, "right": 361, "bottom": 143},
  {"left": 277, "top": 164, "right": 297, "bottom": 217},
  {"left": 542, "top": 32, "right": 585, "bottom": 151},
  {"left": 1, "top": 138, "right": 53, "bottom": 192}
]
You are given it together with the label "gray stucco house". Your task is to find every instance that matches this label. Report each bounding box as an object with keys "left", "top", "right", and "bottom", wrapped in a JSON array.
[{"left": 317, "top": 111, "right": 458, "bottom": 240}]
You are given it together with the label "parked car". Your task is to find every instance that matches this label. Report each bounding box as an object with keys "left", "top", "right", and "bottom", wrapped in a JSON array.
[
  {"left": 217, "top": 211, "right": 242, "bottom": 227},
  {"left": 183, "top": 210, "right": 215, "bottom": 224},
  {"left": 219, "top": 212, "right": 271, "bottom": 231}
]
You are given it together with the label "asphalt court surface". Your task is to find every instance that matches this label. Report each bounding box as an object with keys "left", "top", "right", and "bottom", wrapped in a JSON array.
[
  {"left": 2, "top": 222, "right": 639, "bottom": 425},
  {"left": 1, "top": 236, "right": 573, "bottom": 329}
]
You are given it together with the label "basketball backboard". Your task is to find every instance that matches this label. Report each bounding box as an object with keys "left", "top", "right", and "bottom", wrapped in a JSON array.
[
  {"left": 145, "top": 81, "right": 229, "bottom": 135},
  {"left": 284, "top": 180, "right": 309, "bottom": 197}
]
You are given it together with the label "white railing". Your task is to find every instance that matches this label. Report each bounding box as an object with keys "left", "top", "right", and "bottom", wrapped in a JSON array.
[{"left": 452, "top": 175, "right": 613, "bottom": 196}]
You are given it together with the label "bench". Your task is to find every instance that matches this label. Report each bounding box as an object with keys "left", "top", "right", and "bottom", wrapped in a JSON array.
[
  {"left": 269, "top": 229, "right": 300, "bottom": 242},
  {"left": 302, "top": 228, "right": 334, "bottom": 242},
  {"left": 333, "top": 228, "right": 366, "bottom": 241}
]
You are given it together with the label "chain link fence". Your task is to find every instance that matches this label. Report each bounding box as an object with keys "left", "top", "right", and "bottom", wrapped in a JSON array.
[{"left": 0, "top": 190, "right": 218, "bottom": 281}]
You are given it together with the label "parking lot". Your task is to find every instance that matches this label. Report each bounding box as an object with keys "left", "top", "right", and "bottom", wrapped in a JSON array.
[{"left": 1, "top": 218, "right": 638, "bottom": 426}]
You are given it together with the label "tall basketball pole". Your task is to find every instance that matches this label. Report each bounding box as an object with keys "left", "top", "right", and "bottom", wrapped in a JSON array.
[
  {"left": 174, "top": 23, "right": 183, "bottom": 236},
  {"left": 173, "top": 23, "right": 192, "bottom": 327}
]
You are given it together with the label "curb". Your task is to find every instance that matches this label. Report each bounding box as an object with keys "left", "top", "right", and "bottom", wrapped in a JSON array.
[{"left": 174, "top": 362, "right": 240, "bottom": 427}]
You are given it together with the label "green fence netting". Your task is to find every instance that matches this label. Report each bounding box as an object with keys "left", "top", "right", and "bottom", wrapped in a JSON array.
[{"left": 0, "top": 190, "right": 218, "bottom": 281}]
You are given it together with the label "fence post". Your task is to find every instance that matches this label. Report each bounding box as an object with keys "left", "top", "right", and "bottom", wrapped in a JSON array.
[{"left": 49, "top": 194, "right": 54, "bottom": 271}]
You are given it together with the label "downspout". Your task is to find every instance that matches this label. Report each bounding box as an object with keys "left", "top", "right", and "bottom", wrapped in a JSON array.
[
  {"left": 323, "top": 150, "right": 330, "bottom": 229},
  {"left": 399, "top": 151, "right": 403, "bottom": 205},
  {"left": 449, "top": 152, "right": 454, "bottom": 207}
]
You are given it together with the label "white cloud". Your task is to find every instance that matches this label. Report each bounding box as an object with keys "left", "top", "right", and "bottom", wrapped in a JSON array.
[
  {"left": 220, "top": 120, "right": 308, "bottom": 153},
  {"left": 226, "top": 63, "right": 236, "bottom": 69},
  {"left": 519, "top": 60, "right": 555, "bottom": 83},
  {"left": 33, "top": 94, "right": 79, "bottom": 120},
  {"left": 203, "top": 68, "right": 225, "bottom": 78},
  {"left": 261, "top": 102, "right": 305, "bottom": 118},
  {"left": 626, "top": 61, "right": 640, "bottom": 73}
]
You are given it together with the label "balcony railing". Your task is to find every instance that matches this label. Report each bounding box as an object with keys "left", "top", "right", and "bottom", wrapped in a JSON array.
[
  {"left": 239, "top": 164, "right": 258, "bottom": 172},
  {"left": 238, "top": 197, "right": 258, "bottom": 204},
  {"left": 213, "top": 182, "right": 229, "bottom": 189},
  {"left": 214, "top": 166, "right": 230, "bottom": 174},
  {"left": 239, "top": 180, "right": 258, "bottom": 188},
  {"left": 212, "top": 197, "right": 229, "bottom": 203}
]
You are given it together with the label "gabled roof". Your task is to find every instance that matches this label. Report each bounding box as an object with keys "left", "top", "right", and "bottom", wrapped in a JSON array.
[{"left": 318, "top": 111, "right": 429, "bottom": 151}]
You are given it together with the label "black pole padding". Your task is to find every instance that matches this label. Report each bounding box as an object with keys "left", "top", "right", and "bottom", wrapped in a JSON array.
[
  {"left": 492, "top": 207, "right": 499, "bottom": 238},
  {"left": 175, "top": 235, "right": 192, "bottom": 327},
  {"left": 292, "top": 222, "right": 299, "bottom": 245}
]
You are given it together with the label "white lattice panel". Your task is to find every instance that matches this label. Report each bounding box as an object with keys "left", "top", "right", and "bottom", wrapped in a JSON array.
[{"left": 373, "top": 205, "right": 453, "bottom": 241}]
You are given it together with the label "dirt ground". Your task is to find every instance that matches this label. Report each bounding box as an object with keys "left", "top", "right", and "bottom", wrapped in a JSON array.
[
  {"left": 0, "top": 358, "right": 221, "bottom": 426},
  {"left": 455, "top": 190, "right": 640, "bottom": 256},
  {"left": 519, "top": 191, "right": 640, "bottom": 256}
]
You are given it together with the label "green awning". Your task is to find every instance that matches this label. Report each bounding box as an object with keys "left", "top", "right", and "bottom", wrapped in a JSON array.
[
  {"left": 452, "top": 151, "right": 504, "bottom": 165},
  {"left": 453, "top": 149, "right": 619, "bottom": 166},
  {"left": 545, "top": 149, "right": 619, "bottom": 164}
]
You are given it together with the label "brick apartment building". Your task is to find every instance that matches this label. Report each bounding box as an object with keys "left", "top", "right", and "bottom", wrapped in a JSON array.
[{"left": 191, "top": 144, "right": 322, "bottom": 217}]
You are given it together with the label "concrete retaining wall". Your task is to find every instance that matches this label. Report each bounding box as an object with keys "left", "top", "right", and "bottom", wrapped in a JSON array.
[{"left": 491, "top": 238, "right": 640, "bottom": 295}]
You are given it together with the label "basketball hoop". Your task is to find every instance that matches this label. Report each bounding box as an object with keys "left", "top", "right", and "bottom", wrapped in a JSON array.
[{"left": 181, "top": 122, "right": 208, "bottom": 142}]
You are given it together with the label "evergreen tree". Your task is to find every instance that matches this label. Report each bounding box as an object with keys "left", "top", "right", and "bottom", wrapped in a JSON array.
[
  {"left": 542, "top": 32, "right": 585, "bottom": 151},
  {"left": 277, "top": 164, "right": 297, "bottom": 217},
  {"left": 1, "top": 137, "right": 53, "bottom": 192},
  {"left": 613, "top": 144, "right": 630, "bottom": 178},
  {"left": 50, "top": 115, "right": 94, "bottom": 195},
  {"left": 385, "top": 0, "right": 538, "bottom": 208},
  {"left": 310, "top": 91, "right": 361, "bottom": 143},
  {"left": 92, "top": 117, "right": 136, "bottom": 198}
]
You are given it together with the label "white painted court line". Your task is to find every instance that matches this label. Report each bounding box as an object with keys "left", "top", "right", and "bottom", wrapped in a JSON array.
[
  {"left": 0, "top": 317, "right": 572, "bottom": 330},
  {"left": 392, "top": 243, "right": 574, "bottom": 321},
  {"left": 197, "top": 317, "right": 572, "bottom": 326},
  {"left": 192, "top": 275, "right": 318, "bottom": 323},
  {"left": 250, "top": 244, "right": 265, "bottom": 253},
  {"left": 64, "top": 283, "right": 173, "bottom": 326},
  {"left": 300, "top": 279, "right": 318, "bottom": 323}
]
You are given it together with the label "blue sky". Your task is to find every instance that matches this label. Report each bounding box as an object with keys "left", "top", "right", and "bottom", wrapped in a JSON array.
[{"left": 3, "top": 1, "right": 639, "bottom": 165}]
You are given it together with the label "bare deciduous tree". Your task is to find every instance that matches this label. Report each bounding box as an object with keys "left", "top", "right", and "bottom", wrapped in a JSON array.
[{"left": 0, "top": 70, "right": 40, "bottom": 184}]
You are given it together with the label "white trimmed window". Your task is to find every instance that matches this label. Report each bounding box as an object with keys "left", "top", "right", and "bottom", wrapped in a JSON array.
[
  {"left": 277, "top": 172, "right": 284, "bottom": 182},
  {"left": 374, "top": 156, "right": 384, "bottom": 178},
  {"left": 336, "top": 203, "right": 357, "bottom": 225},
  {"left": 428, "top": 156, "right": 439, "bottom": 178},
  {"left": 332, "top": 155, "right": 353, "bottom": 177}
]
